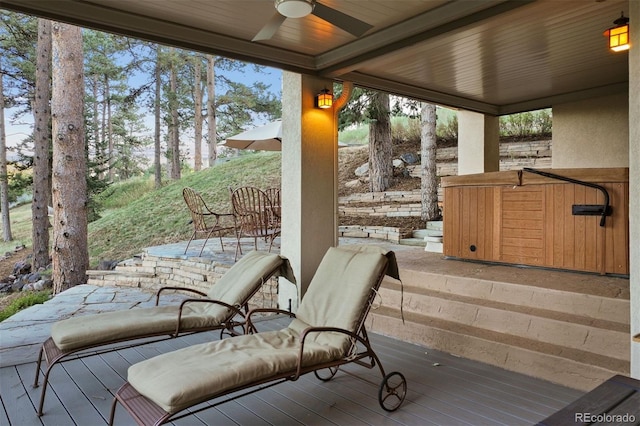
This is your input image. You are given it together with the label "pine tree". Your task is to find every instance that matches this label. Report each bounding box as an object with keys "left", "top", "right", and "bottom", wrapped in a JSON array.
[
  {"left": 368, "top": 91, "right": 393, "bottom": 192},
  {"left": 51, "top": 21, "right": 88, "bottom": 293},
  {"left": 0, "top": 66, "right": 12, "bottom": 242},
  {"left": 32, "top": 18, "right": 52, "bottom": 268},
  {"left": 420, "top": 102, "right": 439, "bottom": 222}
]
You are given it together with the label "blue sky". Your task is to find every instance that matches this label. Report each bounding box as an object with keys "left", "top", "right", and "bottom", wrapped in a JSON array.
[{"left": 4, "top": 61, "right": 283, "bottom": 150}]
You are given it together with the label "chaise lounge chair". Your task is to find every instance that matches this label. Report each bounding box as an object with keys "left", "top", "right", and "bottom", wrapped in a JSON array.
[
  {"left": 109, "top": 245, "right": 407, "bottom": 426},
  {"left": 33, "top": 250, "right": 295, "bottom": 417}
]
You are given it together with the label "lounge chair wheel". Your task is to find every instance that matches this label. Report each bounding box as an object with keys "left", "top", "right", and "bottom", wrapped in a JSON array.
[
  {"left": 314, "top": 366, "right": 339, "bottom": 382},
  {"left": 378, "top": 371, "right": 407, "bottom": 412}
]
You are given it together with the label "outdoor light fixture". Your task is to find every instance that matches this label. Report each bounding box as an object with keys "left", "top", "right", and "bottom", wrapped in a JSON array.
[
  {"left": 604, "top": 12, "right": 630, "bottom": 52},
  {"left": 315, "top": 89, "right": 333, "bottom": 109},
  {"left": 275, "top": 0, "right": 314, "bottom": 18}
]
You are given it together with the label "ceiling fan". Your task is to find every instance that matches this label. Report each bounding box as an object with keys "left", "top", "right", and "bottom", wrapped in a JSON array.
[{"left": 253, "top": 0, "right": 373, "bottom": 41}]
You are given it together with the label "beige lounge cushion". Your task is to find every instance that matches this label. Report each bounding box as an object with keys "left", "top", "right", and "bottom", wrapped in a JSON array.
[
  {"left": 128, "top": 329, "right": 344, "bottom": 413},
  {"left": 207, "top": 250, "right": 295, "bottom": 302},
  {"left": 127, "top": 246, "right": 390, "bottom": 414},
  {"left": 51, "top": 306, "right": 212, "bottom": 352},
  {"left": 51, "top": 251, "right": 289, "bottom": 351},
  {"left": 291, "top": 246, "right": 387, "bottom": 335}
]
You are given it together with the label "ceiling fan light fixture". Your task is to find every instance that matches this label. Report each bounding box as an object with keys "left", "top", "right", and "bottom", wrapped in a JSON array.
[{"left": 275, "top": 0, "right": 314, "bottom": 18}]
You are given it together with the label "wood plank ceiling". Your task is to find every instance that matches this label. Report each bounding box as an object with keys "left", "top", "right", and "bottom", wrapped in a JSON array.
[{"left": 0, "top": 0, "right": 630, "bottom": 115}]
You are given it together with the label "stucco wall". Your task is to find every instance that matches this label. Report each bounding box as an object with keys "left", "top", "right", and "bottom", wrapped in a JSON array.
[
  {"left": 553, "top": 93, "right": 629, "bottom": 168},
  {"left": 629, "top": 0, "right": 639, "bottom": 380}
]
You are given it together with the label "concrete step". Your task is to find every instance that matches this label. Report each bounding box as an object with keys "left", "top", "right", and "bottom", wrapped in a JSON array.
[
  {"left": 424, "top": 240, "right": 443, "bottom": 253},
  {"left": 378, "top": 282, "right": 629, "bottom": 359},
  {"left": 367, "top": 308, "right": 627, "bottom": 392},
  {"left": 397, "top": 268, "right": 629, "bottom": 324},
  {"left": 369, "top": 270, "right": 630, "bottom": 391},
  {"left": 412, "top": 228, "right": 443, "bottom": 239},
  {"left": 399, "top": 237, "right": 426, "bottom": 247},
  {"left": 426, "top": 220, "right": 443, "bottom": 231}
]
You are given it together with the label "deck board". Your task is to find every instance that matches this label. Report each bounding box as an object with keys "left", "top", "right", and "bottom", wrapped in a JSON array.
[
  {"left": 362, "top": 335, "right": 569, "bottom": 424},
  {"left": 2, "top": 317, "right": 586, "bottom": 426}
]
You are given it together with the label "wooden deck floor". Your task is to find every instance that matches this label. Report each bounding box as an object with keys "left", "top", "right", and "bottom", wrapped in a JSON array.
[{"left": 1, "top": 316, "right": 584, "bottom": 426}]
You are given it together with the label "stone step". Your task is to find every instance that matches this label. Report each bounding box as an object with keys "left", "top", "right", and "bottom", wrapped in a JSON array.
[
  {"left": 396, "top": 269, "right": 630, "bottom": 324},
  {"left": 367, "top": 308, "right": 627, "bottom": 392},
  {"left": 426, "top": 220, "right": 443, "bottom": 231},
  {"left": 86, "top": 269, "right": 155, "bottom": 278},
  {"left": 424, "top": 240, "right": 443, "bottom": 253},
  {"left": 412, "top": 228, "right": 442, "bottom": 239},
  {"left": 378, "top": 282, "right": 629, "bottom": 360},
  {"left": 368, "top": 268, "right": 631, "bottom": 391},
  {"left": 398, "top": 237, "right": 426, "bottom": 247}
]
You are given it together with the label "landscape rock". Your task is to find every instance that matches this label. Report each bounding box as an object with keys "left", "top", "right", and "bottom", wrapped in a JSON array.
[
  {"left": 400, "top": 152, "right": 419, "bottom": 164},
  {"left": 354, "top": 163, "right": 369, "bottom": 177},
  {"left": 98, "top": 260, "right": 119, "bottom": 270},
  {"left": 25, "top": 272, "right": 42, "bottom": 283},
  {"left": 13, "top": 260, "right": 31, "bottom": 275}
]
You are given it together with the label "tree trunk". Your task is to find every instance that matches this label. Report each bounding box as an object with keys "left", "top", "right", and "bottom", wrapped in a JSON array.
[
  {"left": 154, "top": 45, "right": 162, "bottom": 189},
  {"left": 420, "top": 102, "right": 440, "bottom": 222},
  {"left": 206, "top": 55, "right": 217, "bottom": 167},
  {"left": 169, "top": 50, "right": 180, "bottom": 179},
  {"left": 92, "top": 74, "right": 102, "bottom": 175},
  {"left": 51, "top": 22, "right": 88, "bottom": 294},
  {"left": 32, "top": 18, "right": 52, "bottom": 268},
  {"left": 193, "top": 56, "right": 203, "bottom": 171},
  {"left": 101, "top": 76, "right": 107, "bottom": 173},
  {"left": 106, "top": 77, "right": 114, "bottom": 180},
  {"left": 368, "top": 92, "right": 393, "bottom": 192},
  {"left": 0, "top": 66, "right": 12, "bottom": 242}
]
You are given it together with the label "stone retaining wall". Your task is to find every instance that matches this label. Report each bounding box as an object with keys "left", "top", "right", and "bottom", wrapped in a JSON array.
[
  {"left": 86, "top": 253, "right": 279, "bottom": 309},
  {"left": 339, "top": 190, "right": 428, "bottom": 219},
  {"left": 339, "top": 139, "right": 552, "bottom": 220}
]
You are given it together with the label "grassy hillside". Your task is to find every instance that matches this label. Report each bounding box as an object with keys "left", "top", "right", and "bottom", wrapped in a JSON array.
[
  {"left": 88, "top": 152, "right": 281, "bottom": 265},
  {"left": 0, "top": 204, "right": 33, "bottom": 254}
]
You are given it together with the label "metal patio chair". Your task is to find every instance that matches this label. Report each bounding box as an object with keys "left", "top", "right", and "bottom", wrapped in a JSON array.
[
  {"left": 231, "top": 186, "right": 281, "bottom": 260},
  {"left": 183, "top": 187, "right": 236, "bottom": 256}
]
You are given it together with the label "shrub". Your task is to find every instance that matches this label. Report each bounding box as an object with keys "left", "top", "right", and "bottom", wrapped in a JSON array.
[
  {"left": 0, "top": 290, "right": 52, "bottom": 322},
  {"left": 437, "top": 114, "right": 458, "bottom": 142},
  {"left": 500, "top": 109, "right": 552, "bottom": 139}
]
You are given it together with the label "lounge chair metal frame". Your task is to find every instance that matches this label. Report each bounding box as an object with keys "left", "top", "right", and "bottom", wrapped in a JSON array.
[
  {"left": 33, "top": 252, "right": 290, "bottom": 417},
  {"left": 109, "top": 248, "right": 407, "bottom": 426}
]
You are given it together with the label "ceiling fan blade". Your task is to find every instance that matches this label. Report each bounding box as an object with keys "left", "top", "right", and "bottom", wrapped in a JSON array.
[
  {"left": 252, "top": 12, "right": 287, "bottom": 41},
  {"left": 312, "top": 2, "right": 373, "bottom": 37}
]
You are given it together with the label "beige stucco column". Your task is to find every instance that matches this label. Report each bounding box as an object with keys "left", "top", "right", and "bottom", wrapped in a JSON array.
[
  {"left": 279, "top": 72, "right": 337, "bottom": 311},
  {"left": 457, "top": 110, "right": 500, "bottom": 175},
  {"left": 629, "top": 0, "right": 639, "bottom": 379}
]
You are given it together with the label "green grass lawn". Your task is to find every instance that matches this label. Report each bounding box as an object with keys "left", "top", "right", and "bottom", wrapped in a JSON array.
[
  {"left": 0, "top": 203, "right": 34, "bottom": 255},
  {"left": 88, "top": 151, "right": 282, "bottom": 266}
]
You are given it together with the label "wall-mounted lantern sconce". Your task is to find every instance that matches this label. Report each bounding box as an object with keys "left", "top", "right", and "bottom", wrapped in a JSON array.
[
  {"left": 603, "top": 13, "right": 630, "bottom": 52},
  {"left": 315, "top": 89, "right": 333, "bottom": 109}
]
